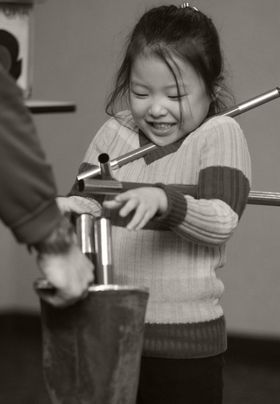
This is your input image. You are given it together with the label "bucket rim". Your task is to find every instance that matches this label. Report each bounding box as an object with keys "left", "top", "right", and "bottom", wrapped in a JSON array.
[
  {"left": 88, "top": 284, "right": 149, "bottom": 294},
  {"left": 34, "top": 279, "right": 149, "bottom": 295}
]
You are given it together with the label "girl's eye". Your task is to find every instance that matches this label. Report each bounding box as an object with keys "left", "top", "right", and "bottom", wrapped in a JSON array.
[
  {"left": 132, "top": 91, "right": 148, "bottom": 98},
  {"left": 168, "top": 94, "right": 187, "bottom": 100}
]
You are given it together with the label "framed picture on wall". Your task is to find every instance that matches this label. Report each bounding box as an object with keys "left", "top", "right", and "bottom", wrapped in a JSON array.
[{"left": 0, "top": 0, "right": 35, "bottom": 98}]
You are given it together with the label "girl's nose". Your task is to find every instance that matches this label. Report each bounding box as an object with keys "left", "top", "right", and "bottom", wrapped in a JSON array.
[{"left": 148, "top": 101, "right": 167, "bottom": 117}]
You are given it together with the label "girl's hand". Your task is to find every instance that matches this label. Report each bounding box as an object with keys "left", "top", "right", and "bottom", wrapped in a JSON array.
[
  {"left": 56, "top": 196, "right": 101, "bottom": 216},
  {"left": 103, "top": 187, "right": 168, "bottom": 230}
]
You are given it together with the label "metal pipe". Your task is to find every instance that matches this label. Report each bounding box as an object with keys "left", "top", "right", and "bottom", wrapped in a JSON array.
[
  {"left": 219, "top": 87, "right": 280, "bottom": 117},
  {"left": 76, "top": 210, "right": 114, "bottom": 285},
  {"left": 247, "top": 191, "right": 280, "bottom": 206},
  {"left": 94, "top": 217, "right": 113, "bottom": 284},
  {"left": 95, "top": 153, "right": 114, "bottom": 284},
  {"left": 75, "top": 213, "right": 96, "bottom": 261},
  {"left": 76, "top": 213, "right": 95, "bottom": 254},
  {"left": 77, "top": 87, "right": 280, "bottom": 181},
  {"left": 80, "top": 179, "right": 195, "bottom": 196},
  {"left": 80, "top": 179, "right": 280, "bottom": 207},
  {"left": 98, "top": 153, "right": 115, "bottom": 179}
]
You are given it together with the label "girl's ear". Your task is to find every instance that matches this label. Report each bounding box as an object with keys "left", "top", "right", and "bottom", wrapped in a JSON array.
[{"left": 212, "top": 85, "right": 221, "bottom": 100}]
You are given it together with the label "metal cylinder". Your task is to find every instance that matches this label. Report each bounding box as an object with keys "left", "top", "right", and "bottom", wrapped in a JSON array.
[
  {"left": 221, "top": 87, "right": 280, "bottom": 118},
  {"left": 75, "top": 213, "right": 114, "bottom": 285},
  {"left": 75, "top": 213, "right": 96, "bottom": 267},
  {"left": 39, "top": 285, "right": 149, "bottom": 404},
  {"left": 98, "top": 153, "right": 115, "bottom": 180},
  {"left": 94, "top": 216, "right": 113, "bottom": 284}
]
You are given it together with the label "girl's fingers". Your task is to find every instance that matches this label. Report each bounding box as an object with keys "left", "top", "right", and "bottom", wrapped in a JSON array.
[
  {"left": 103, "top": 189, "right": 160, "bottom": 228},
  {"left": 103, "top": 199, "right": 123, "bottom": 210},
  {"left": 127, "top": 209, "right": 154, "bottom": 230},
  {"left": 103, "top": 191, "right": 135, "bottom": 211},
  {"left": 119, "top": 198, "right": 138, "bottom": 217},
  {"left": 126, "top": 207, "right": 144, "bottom": 230},
  {"left": 103, "top": 196, "right": 140, "bottom": 217}
]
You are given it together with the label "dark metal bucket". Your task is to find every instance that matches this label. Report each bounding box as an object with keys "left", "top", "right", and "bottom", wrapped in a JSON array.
[{"left": 39, "top": 285, "right": 149, "bottom": 404}]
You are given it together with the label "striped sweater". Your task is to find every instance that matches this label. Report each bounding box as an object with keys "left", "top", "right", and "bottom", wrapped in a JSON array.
[{"left": 71, "top": 110, "right": 251, "bottom": 359}]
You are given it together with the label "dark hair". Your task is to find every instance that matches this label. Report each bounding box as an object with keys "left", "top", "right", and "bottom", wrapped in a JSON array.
[{"left": 105, "top": 5, "right": 234, "bottom": 118}]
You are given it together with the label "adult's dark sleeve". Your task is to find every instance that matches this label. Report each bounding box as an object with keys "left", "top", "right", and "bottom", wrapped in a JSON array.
[{"left": 0, "top": 66, "right": 62, "bottom": 244}]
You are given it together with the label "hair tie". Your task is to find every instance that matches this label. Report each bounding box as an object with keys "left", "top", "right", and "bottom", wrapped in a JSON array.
[{"left": 179, "top": 2, "right": 199, "bottom": 12}]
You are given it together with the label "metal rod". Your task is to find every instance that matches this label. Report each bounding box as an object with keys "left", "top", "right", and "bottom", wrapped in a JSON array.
[
  {"left": 98, "top": 153, "right": 115, "bottom": 179},
  {"left": 113, "top": 143, "right": 157, "bottom": 167},
  {"left": 247, "top": 191, "right": 280, "bottom": 206},
  {"left": 94, "top": 217, "right": 114, "bottom": 284},
  {"left": 81, "top": 178, "right": 280, "bottom": 207},
  {"left": 95, "top": 154, "right": 114, "bottom": 285},
  {"left": 219, "top": 87, "right": 280, "bottom": 117},
  {"left": 77, "top": 87, "right": 280, "bottom": 181},
  {"left": 75, "top": 213, "right": 96, "bottom": 266}
]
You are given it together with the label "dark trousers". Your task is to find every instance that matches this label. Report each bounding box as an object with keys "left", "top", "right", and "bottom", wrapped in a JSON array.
[{"left": 136, "top": 354, "right": 224, "bottom": 404}]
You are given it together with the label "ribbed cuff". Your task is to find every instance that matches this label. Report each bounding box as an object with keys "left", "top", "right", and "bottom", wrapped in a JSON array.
[
  {"left": 154, "top": 184, "right": 187, "bottom": 228},
  {"left": 143, "top": 316, "right": 227, "bottom": 359}
]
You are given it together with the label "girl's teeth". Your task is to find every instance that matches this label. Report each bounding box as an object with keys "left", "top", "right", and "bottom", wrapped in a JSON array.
[{"left": 152, "top": 123, "right": 173, "bottom": 129}]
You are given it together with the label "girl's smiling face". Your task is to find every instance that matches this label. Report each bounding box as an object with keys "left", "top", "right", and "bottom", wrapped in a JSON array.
[{"left": 129, "top": 52, "right": 211, "bottom": 146}]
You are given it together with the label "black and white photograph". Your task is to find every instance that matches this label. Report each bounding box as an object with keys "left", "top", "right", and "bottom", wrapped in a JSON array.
[{"left": 0, "top": 1, "right": 279, "bottom": 403}]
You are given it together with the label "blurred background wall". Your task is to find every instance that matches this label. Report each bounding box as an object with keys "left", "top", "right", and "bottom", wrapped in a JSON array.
[{"left": 0, "top": 0, "right": 279, "bottom": 338}]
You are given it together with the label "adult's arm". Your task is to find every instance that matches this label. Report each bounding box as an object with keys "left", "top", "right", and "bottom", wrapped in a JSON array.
[
  {"left": 0, "top": 65, "right": 62, "bottom": 244},
  {"left": 0, "top": 67, "right": 94, "bottom": 306}
]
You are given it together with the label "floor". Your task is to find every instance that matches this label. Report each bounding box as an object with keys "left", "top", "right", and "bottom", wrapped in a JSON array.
[{"left": 0, "top": 313, "right": 279, "bottom": 404}]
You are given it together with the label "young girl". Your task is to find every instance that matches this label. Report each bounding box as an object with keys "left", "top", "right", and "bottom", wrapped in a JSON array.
[{"left": 64, "top": 3, "right": 251, "bottom": 403}]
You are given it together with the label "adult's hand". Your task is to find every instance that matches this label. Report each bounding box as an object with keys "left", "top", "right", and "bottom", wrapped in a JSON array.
[{"left": 36, "top": 243, "right": 94, "bottom": 307}]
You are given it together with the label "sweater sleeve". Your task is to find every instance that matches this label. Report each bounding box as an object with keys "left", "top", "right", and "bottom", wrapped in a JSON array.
[
  {"left": 157, "top": 117, "right": 251, "bottom": 246},
  {"left": 0, "top": 66, "right": 62, "bottom": 244}
]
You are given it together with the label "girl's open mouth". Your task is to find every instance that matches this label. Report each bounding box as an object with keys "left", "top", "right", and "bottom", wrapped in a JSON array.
[{"left": 150, "top": 122, "right": 176, "bottom": 129}]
